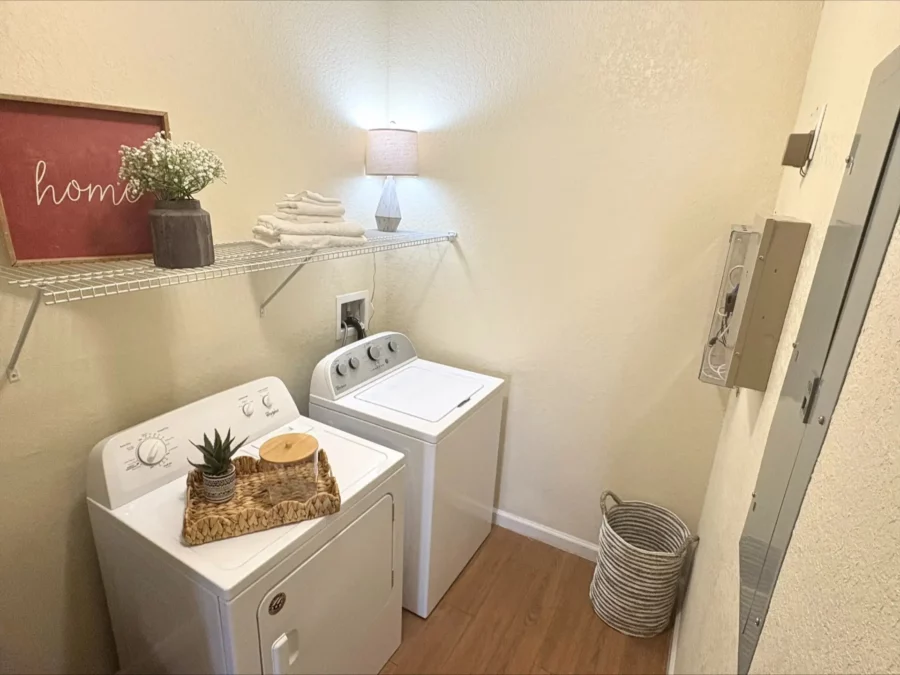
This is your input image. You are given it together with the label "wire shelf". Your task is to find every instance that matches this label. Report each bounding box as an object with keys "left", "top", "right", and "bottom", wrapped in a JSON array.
[{"left": 0, "top": 230, "right": 456, "bottom": 306}]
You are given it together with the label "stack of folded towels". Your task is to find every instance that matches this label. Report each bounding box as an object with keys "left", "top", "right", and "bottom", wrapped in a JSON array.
[{"left": 252, "top": 191, "right": 367, "bottom": 250}]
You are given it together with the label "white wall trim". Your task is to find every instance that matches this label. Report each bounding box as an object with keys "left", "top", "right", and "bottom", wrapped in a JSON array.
[
  {"left": 667, "top": 607, "right": 682, "bottom": 675},
  {"left": 493, "top": 508, "right": 598, "bottom": 561}
]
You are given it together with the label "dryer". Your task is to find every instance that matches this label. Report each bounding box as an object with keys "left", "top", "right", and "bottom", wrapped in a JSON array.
[
  {"left": 310, "top": 332, "right": 504, "bottom": 618},
  {"left": 87, "top": 376, "right": 405, "bottom": 674}
]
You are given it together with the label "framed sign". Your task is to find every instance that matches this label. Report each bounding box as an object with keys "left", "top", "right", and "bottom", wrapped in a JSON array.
[{"left": 0, "top": 94, "right": 169, "bottom": 265}]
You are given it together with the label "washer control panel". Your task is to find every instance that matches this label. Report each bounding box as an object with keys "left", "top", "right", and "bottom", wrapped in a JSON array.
[
  {"left": 87, "top": 376, "right": 301, "bottom": 509},
  {"left": 316, "top": 332, "right": 417, "bottom": 399}
]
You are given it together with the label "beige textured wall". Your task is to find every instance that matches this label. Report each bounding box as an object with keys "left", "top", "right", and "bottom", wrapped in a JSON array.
[
  {"left": 381, "top": 1, "right": 820, "bottom": 543},
  {"left": 0, "top": 2, "right": 388, "bottom": 672},
  {"left": 675, "top": 3, "right": 900, "bottom": 673}
]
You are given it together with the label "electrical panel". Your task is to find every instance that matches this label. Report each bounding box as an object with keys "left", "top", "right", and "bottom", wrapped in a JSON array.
[{"left": 699, "top": 217, "right": 810, "bottom": 391}]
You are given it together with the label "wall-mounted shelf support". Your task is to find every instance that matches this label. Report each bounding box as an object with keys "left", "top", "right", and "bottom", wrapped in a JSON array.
[
  {"left": 0, "top": 230, "right": 457, "bottom": 382},
  {"left": 5, "top": 288, "right": 41, "bottom": 383},
  {"left": 259, "top": 264, "right": 307, "bottom": 317}
]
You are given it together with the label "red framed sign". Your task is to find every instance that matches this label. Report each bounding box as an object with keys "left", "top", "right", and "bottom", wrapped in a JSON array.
[{"left": 0, "top": 94, "right": 169, "bottom": 265}]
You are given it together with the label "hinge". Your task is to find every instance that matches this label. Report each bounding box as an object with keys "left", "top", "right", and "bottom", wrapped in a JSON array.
[
  {"left": 845, "top": 133, "right": 861, "bottom": 174},
  {"left": 391, "top": 501, "right": 396, "bottom": 587},
  {"left": 800, "top": 376, "right": 822, "bottom": 424}
]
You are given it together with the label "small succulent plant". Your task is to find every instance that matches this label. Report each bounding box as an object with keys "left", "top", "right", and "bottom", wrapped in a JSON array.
[{"left": 189, "top": 429, "right": 247, "bottom": 476}]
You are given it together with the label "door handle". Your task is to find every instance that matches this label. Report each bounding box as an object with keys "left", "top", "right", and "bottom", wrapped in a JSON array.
[{"left": 272, "top": 630, "right": 300, "bottom": 674}]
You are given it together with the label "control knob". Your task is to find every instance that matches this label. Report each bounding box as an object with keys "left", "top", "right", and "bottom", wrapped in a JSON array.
[
  {"left": 348, "top": 356, "right": 360, "bottom": 370},
  {"left": 388, "top": 340, "right": 398, "bottom": 352},
  {"left": 367, "top": 345, "right": 382, "bottom": 361},
  {"left": 262, "top": 394, "right": 273, "bottom": 408},
  {"left": 242, "top": 402, "right": 255, "bottom": 417},
  {"left": 335, "top": 362, "right": 348, "bottom": 376},
  {"left": 137, "top": 437, "right": 167, "bottom": 466}
]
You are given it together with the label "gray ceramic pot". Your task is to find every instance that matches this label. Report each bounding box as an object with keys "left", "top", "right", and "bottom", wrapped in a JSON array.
[
  {"left": 149, "top": 199, "right": 215, "bottom": 269},
  {"left": 202, "top": 465, "right": 236, "bottom": 504}
]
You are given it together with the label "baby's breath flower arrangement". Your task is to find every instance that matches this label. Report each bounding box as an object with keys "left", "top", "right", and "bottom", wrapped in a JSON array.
[
  {"left": 119, "top": 132, "right": 226, "bottom": 202},
  {"left": 121, "top": 132, "right": 224, "bottom": 269}
]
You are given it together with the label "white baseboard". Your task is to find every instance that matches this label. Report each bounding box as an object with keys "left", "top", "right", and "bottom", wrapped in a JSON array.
[
  {"left": 492, "top": 508, "right": 598, "bottom": 561},
  {"left": 667, "top": 607, "right": 682, "bottom": 675}
]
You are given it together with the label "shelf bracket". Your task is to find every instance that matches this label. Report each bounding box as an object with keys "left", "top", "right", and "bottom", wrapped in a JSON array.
[
  {"left": 259, "top": 263, "right": 307, "bottom": 317},
  {"left": 5, "top": 289, "right": 42, "bottom": 383}
]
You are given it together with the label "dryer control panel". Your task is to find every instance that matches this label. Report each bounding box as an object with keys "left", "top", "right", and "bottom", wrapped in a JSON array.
[
  {"left": 310, "top": 332, "right": 417, "bottom": 400},
  {"left": 87, "top": 376, "right": 300, "bottom": 509}
]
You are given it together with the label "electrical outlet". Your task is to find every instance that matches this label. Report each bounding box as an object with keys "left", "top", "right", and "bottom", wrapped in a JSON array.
[{"left": 336, "top": 290, "right": 370, "bottom": 341}]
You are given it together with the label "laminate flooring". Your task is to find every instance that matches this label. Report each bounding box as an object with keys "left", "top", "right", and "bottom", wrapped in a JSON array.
[{"left": 382, "top": 526, "right": 671, "bottom": 675}]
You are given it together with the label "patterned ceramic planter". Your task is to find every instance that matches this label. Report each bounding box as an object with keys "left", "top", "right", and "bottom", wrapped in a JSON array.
[
  {"left": 202, "top": 465, "right": 236, "bottom": 504},
  {"left": 149, "top": 199, "right": 215, "bottom": 269}
]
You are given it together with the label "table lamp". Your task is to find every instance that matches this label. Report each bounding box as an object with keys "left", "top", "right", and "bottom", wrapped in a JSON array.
[{"left": 366, "top": 127, "right": 418, "bottom": 232}]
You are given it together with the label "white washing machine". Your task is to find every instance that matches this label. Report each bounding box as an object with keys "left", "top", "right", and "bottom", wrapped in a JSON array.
[
  {"left": 87, "top": 376, "right": 405, "bottom": 675},
  {"left": 309, "top": 332, "right": 504, "bottom": 618}
]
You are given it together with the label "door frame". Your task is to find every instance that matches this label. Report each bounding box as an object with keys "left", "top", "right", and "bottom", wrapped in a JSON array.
[{"left": 738, "top": 44, "right": 900, "bottom": 674}]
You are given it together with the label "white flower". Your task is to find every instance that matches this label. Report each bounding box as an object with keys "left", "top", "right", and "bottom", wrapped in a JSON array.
[{"left": 118, "top": 132, "right": 226, "bottom": 201}]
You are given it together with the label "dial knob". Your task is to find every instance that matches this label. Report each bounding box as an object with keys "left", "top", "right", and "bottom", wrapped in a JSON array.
[
  {"left": 262, "top": 394, "right": 273, "bottom": 408},
  {"left": 137, "top": 437, "right": 167, "bottom": 466},
  {"left": 367, "top": 345, "right": 382, "bottom": 361},
  {"left": 242, "top": 402, "right": 254, "bottom": 417},
  {"left": 335, "top": 362, "right": 348, "bottom": 376},
  {"left": 348, "top": 356, "right": 360, "bottom": 370},
  {"left": 388, "top": 340, "right": 398, "bottom": 352}
]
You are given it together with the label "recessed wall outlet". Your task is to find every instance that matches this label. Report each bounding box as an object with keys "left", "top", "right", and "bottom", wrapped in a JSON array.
[{"left": 336, "top": 290, "right": 370, "bottom": 341}]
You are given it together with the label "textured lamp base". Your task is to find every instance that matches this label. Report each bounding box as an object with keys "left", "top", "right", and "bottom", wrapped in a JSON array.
[{"left": 375, "top": 176, "right": 401, "bottom": 232}]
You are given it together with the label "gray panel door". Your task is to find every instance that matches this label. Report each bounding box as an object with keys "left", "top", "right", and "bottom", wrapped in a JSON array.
[{"left": 738, "top": 46, "right": 900, "bottom": 674}]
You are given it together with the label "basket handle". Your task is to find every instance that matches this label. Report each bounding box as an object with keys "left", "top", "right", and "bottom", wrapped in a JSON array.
[
  {"left": 677, "top": 534, "right": 700, "bottom": 557},
  {"left": 600, "top": 490, "right": 623, "bottom": 518}
]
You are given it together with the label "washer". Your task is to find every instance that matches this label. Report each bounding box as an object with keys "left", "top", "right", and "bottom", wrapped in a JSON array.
[
  {"left": 87, "top": 376, "right": 405, "bottom": 674},
  {"left": 310, "top": 332, "right": 504, "bottom": 618}
]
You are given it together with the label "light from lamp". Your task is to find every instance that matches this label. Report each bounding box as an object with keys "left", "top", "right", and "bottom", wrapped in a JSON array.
[{"left": 366, "top": 128, "right": 418, "bottom": 176}]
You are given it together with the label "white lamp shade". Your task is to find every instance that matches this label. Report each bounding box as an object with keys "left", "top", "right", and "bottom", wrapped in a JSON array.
[{"left": 366, "top": 128, "right": 418, "bottom": 176}]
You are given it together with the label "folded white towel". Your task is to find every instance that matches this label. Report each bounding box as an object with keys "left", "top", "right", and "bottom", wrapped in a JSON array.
[
  {"left": 275, "top": 210, "right": 344, "bottom": 224},
  {"left": 275, "top": 201, "right": 345, "bottom": 218},
  {"left": 253, "top": 228, "right": 367, "bottom": 251},
  {"left": 257, "top": 215, "right": 365, "bottom": 237},
  {"left": 284, "top": 190, "right": 341, "bottom": 205}
]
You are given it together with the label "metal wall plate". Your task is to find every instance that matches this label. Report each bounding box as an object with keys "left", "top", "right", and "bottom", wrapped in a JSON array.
[
  {"left": 738, "top": 45, "right": 900, "bottom": 674},
  {"left": 699, "top": 218, "right": 810, "bottom": 392},
  {"left": 729, "top": 217, "right": 810, "bottom": 392}
]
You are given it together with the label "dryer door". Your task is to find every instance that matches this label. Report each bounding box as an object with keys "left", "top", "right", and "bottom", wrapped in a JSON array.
[{"left": 257, "top": 495, "right": 397, "bottom": 674}]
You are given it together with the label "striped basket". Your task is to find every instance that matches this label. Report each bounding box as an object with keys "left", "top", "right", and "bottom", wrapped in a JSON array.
[{"left": 590, "top": 491, "right": 698, "bottom": 638}]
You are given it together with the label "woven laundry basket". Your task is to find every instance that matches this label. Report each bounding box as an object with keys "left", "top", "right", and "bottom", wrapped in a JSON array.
[{"left": 590, "top": 491, "right": 698, "bottom": 638}]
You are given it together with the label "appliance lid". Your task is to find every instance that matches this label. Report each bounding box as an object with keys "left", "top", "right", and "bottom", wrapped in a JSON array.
[
  {"left": 354, "top": 365, "right": 484, "bottom": 423},
  {"left": 105, "top": 418, "right": 403, "bottom": 598}
]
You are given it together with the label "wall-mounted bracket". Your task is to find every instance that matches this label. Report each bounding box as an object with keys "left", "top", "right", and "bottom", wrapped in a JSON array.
[
  {"left": 5, "top": 288, "right": 41, "bottom": 383},
  {"left": 259, "top": 264, "right": 307, "bottom": 317},
  {"left": 782, "top": 105, "right": 827, "bottom": 176}
]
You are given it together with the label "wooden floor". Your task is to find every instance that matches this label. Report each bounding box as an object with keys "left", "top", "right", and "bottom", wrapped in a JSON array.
[{"left": 382, "top": 526, "right": 671, "bottom": 675}]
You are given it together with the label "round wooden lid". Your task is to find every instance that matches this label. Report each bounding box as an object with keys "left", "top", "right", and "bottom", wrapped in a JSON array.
[{"left": 259, "top": 433, "right": 319, "bottom": 465}]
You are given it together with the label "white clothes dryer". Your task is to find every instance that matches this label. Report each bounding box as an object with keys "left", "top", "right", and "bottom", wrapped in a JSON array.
[
  {"left": 309, "top": 332, "right": 504, "bottom": 618},
  {"left": 87, "top": 376, "right": 405, "bottom": 674}
]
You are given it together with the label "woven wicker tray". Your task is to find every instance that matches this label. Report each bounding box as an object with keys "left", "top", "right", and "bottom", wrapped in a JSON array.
[{"left": 182, "top": 452, "right": 341, "bottom": 546}]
